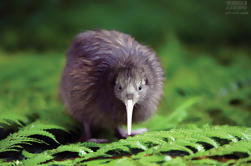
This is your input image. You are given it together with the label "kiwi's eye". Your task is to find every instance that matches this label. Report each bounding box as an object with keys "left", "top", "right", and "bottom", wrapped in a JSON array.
[
  {"left": 118, "top": 85, "right": 122, "bottom": 90},
  {"left": 138, "top": 85, "right": 142, "bottom": 91}
]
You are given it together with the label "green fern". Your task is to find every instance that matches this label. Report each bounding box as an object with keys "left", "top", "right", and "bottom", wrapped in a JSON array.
[
  {"left": 17, "top": 126, "right": 251, "bottom": 165},
  {"left": 0, "top": 112, "right": 32, "bottom": 128},
  {"left": 0, "top": 122, "right": 67, "bottom": 153}
]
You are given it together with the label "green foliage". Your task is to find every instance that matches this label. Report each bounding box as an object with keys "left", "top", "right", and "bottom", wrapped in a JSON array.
[
  {"left": 0, "top": 122, "right": 67, "bottom": 153},
  {"left": 0, "top": 1, "right": 250, "bottom": 51},
  {"left": 18, "top": 126, "right": 251, "bottom": 165},
  {"left": 0, "top": 37, "right": 250, "bottom": 165}
]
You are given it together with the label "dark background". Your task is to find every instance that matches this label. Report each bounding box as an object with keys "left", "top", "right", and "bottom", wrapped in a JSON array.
[{"left": 0, "top": 0, "right": 250, "bottom": 53}]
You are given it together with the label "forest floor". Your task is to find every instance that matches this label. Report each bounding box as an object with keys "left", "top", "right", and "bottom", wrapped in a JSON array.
[{"left": 0, "top": 38, "right": 250, "bottom": 165}]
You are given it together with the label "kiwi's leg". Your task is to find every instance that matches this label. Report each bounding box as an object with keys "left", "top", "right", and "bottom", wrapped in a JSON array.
[
  {"left": 80, "top": 121, "right": 91, "bottom": 141},
  {"left": 79, "top": 121, "right": 109, "bottom": 143}
]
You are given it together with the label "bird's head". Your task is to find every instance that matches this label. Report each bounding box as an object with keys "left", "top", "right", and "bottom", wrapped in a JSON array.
[{"left": 113, "top": 67, "right": 149, "bottom": 135}]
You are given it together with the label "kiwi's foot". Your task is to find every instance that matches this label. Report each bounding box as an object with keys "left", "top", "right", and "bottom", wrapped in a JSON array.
[
  {"left": 77, "top": 135, "right": 109, "bottom": 143},
  {"left": 87, "top": 138, "right": 109, "bottom": 143},
  {"left": 115, "top": 127, "right": 148, "bottom": 139}
]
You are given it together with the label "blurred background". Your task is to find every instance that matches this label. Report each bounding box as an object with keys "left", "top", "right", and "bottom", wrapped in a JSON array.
[{"left": 0, "top": 0, "right": 250, "bottom": 53}]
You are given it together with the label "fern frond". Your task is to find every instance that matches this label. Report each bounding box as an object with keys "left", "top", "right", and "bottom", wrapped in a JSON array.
[
  {"left": 21, "top": 142, "right": 96, "bottom": 165},
  {"left": 0, "top": 122, "right": 67, "bottom": 153},
  {"left": 75, "top": 126, "right": 251, "bottom": 165},
  {"left": 22, "top": 152, "right": 54, "bottom": 166},
  {"left": 0, "top": 112, "right": 33, "bottom": 128}
]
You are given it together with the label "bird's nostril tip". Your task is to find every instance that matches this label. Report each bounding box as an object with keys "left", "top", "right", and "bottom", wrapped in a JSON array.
[{"left": 126, "top": 93, "right": 134, "bottom": 100}]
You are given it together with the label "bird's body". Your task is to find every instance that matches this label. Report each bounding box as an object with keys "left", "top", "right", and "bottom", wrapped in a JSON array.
[{"left": 60, "top": 30, "right": 164, "bottom": 140}]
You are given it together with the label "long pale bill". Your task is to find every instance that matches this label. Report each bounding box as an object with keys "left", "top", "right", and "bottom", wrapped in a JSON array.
[{"left": 125, "top": 100, "right": 134, "bottom": 136}]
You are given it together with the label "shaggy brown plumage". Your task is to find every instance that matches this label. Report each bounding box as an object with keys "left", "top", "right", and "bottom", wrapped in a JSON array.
[{"left": 60, "top": 30, "right": 164, "bottom": 140}]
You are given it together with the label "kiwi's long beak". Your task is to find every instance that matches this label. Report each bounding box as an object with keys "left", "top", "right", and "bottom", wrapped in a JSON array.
[{"left": 125, "top": 100, "right": 134, "bottom": 136}]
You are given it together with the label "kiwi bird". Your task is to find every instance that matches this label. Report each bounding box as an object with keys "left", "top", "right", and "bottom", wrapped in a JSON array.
[{"left": 60, "top": 30, "right": 164, "bottom": 141}]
